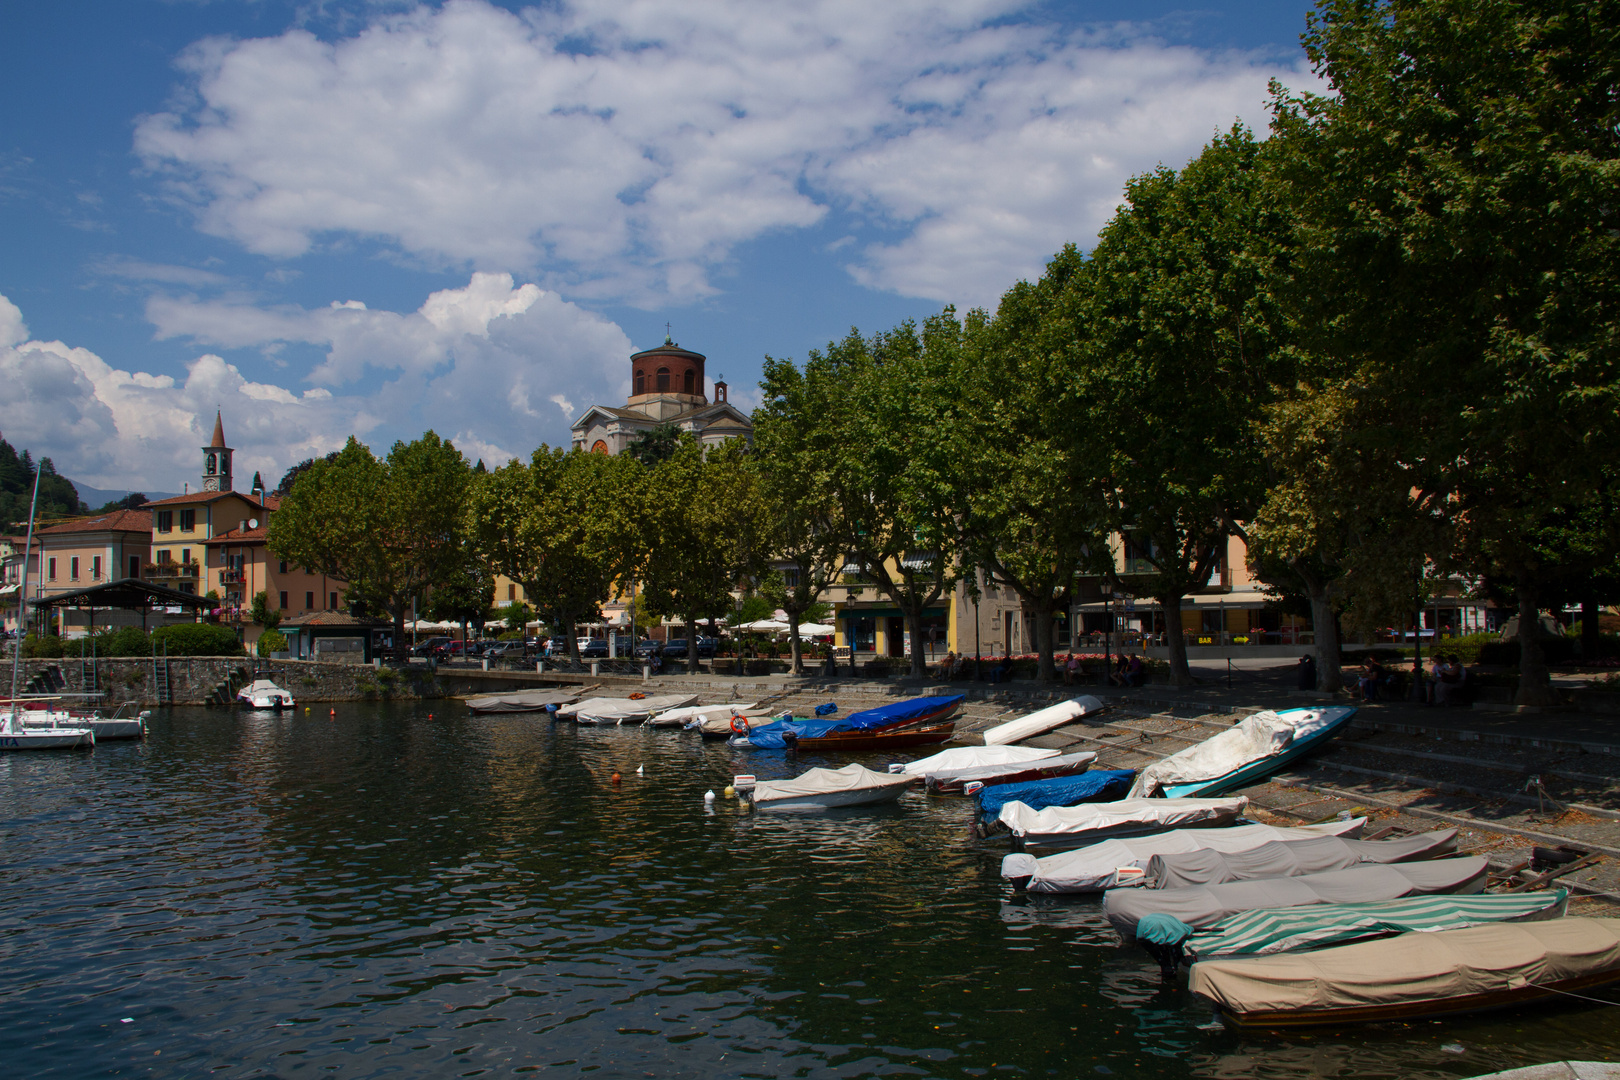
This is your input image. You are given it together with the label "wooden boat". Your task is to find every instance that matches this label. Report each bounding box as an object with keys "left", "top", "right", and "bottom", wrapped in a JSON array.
[
  {"left": 1001, "top": 818, "right": 1371, "bottom": 894},
  {"left": 924, "top": 751, "right": 1097, "bottom": 795},
  {"left": 1190, "top": 916, "right": 1620, "bottom": 1028},
  {"left": 1104, "top": 856, "right": 1489, "bottom": 942},
  {"left": 981, "top": 695, "right": 1104, "bottom": 745},
  {"left": 745, "top": 763, "right": 914, "bottom": 810},
  {"left": 791, "top": 720, "right": 956, "bottom": 752},
  {"left": 1130, "top": 706, "right": 1357, "bottom": 798}
]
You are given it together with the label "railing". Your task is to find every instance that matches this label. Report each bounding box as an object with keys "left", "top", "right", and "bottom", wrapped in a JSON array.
[
  {"left": 145, "top": 562, "right": 200, "bottom": 579},
  {"left": 219, "top": 569, "right": 245, "bottom": 585}
]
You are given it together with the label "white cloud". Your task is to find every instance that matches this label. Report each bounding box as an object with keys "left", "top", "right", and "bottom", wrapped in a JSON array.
[
  {"left": 1, "top": 277, "right": 632, "bottom": 490},
  {"left": 135, "top": 0, "right": 1309, "bottom": 308}
]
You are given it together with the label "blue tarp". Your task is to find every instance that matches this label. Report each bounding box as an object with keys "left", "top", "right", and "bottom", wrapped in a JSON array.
[
  {"left": 974, "top": 769, "right": 1135, "bottom": 823},
  {"left": 730, "top": 717, "right": 849, "bottom": 749},
  {"left": 842, "top": 695, "right": 964, "bottom": 732}
]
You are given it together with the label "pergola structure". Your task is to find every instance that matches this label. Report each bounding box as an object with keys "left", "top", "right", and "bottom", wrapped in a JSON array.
[{"left": 30, "top": 577, "right": 211, "bottom": 632}]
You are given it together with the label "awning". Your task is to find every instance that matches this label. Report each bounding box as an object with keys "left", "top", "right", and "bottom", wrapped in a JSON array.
[{"left": 838, "top": 608, "right": 947, "bottom": 621}]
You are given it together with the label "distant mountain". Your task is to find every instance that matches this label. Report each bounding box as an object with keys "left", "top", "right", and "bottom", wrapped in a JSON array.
[{"left": 68, "top": 480, "right": 181, "bottom": 509}]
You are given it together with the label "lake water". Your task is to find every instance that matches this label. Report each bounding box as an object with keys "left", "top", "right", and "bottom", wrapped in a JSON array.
[{"left": 3, "top": 702, "right": 1618, "bottom": 1079}]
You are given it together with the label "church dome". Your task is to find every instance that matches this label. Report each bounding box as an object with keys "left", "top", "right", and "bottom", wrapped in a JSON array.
[{"left": 629, "top": 340, "right": 706, "bottom": 404}]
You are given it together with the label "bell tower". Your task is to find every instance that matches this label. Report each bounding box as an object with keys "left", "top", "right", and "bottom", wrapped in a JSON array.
[{"left": 201, "top": 410, "right": 233, "bottom": 493}]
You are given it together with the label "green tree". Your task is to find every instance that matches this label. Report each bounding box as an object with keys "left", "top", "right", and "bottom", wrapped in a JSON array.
[
  {"left": 465, "top": 447, "right": 645, "bottom": 663},
  {"left": 248, "top": 590, "right": 282, "bottom": 631},
  {"left": 637, "top": 437, "right": 768, "bottom": 672},
  {"left": 624, "top": 423, "right": 685, "bottom": 467},
  {"left": 0, "top": 439, "right": 82, "bottom": 528},
  {"left": 1078, "top": 126, "right": 1292, "bottom": 685},
  {"left": 267, "top": 432, "right": 473, "bottom": 657},
  {"left": 1273, "top": 0, "right": 1620, "bottom": 703}
]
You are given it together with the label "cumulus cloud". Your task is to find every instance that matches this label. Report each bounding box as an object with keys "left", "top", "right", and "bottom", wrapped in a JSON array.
[
  {"left": 135, "top": 0, "right": 1307, "bottom": 307},
  {"left": 1, "top": 276, "right": 632, "bottom": 490}
]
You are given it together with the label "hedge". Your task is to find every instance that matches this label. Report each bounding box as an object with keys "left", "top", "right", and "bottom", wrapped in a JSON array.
[
  {"left": 151, "top": 623, "right": 245, "bottom": 657},
  {"left": 256, "top": 630, "right": 288, "bottom": 658}
]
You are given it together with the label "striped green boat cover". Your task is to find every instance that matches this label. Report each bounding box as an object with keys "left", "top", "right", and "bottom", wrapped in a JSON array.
[{"left": 1186, "top": 890, "right": 1568, "bottom": 960}]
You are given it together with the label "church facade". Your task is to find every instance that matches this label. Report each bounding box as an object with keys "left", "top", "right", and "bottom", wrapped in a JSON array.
[{"left": 570, "top": 338, "right": 752, "bottom": 455}]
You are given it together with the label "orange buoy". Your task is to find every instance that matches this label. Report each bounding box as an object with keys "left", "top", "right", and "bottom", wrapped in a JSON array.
[{"left": 611, "top": 772, "right": 622, "bottom": 784}]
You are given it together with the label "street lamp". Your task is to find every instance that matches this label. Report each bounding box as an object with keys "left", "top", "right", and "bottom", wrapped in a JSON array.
[{"left": 1099, "top": 577, "right": 1115, "bottom": 687}]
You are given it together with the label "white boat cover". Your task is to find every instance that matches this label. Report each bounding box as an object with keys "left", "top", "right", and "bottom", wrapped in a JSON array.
[
  {"left": 932, "top": 751, "right": 1097, "bottom": 788},
  {"left": 694, "top": 711, "right": 777, "bottom": 735},
  {"left": 1190, "top": 916, "right": 1620, "bottom": 1019},
  {"left": 752, "top": 763, "right": 914, "bottom": 809},
  {"left": 997, "top": 796, "right": 1249, "bottom": 846},
  {"left": 1001, "top": 819, "right": 1371, "bottom": 894},
  {"left": 1104, "top": 855, "right": 1488, "bottom": 940},
  {"left": 1128, "top": 707, "right": 1351, "bottom": 797},
  {"left": 982, "top": 696, "right": 1103, "bottom": 746},
  {"left": 900, "top": 744, "right": 1058, "bottom": 775},
  {"left": 649, "top": 703, "right": 758, "bottom": 726},
  {"left": 465, "top": 689, "right": 579, "bottom": 714},
  {"left": 1147, "top": 829, "right": 1459, "bottom": 889},
  {"left": 558, "top": 694, "right": 699, "bottom": 722}
]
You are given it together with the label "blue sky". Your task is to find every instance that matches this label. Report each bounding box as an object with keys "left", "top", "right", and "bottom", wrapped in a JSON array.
[{"left": 0, "top": 0, "right": 1318, "bottom": 493}]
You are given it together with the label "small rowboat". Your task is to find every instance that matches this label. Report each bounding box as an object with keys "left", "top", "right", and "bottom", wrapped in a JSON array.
[
  {"left": 1191, "top": 916, "right": 1620, "bottom": 1028},
  {"left": 465, "top": 689, "right": 579, "bottom": 715},
  {"left": 925, "top": 750, "right": 1097, "bottom": 795},
  {"left": 1129, "top": 706, "right": 1356, "bottom": 799},
  {"left": 745, "top": 763, "right": 915, "bottom": 811},
  {"left": 791, "top": 720, "right": 956, "bottom": 752},
  {"left": 995, "top": 796, "right": 1250, "bottom": 850}
]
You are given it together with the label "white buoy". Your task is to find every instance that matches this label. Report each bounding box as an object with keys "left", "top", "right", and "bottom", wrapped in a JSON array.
[
  {"left": 636, "top": 765, "right": 644, "bottom": 775},
  {"left": 703, "top": 789, "right": 716, "bottom": 802}
]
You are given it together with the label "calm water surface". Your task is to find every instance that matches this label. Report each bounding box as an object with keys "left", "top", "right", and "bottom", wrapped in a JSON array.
[{"left": 3, "top": 702, "right": 1618, "bottom": 1079}]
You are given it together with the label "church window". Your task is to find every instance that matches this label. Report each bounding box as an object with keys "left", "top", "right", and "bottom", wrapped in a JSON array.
[
  {"left": 656, "top": 367, "right": 670, "bottom": 391},
  {"left": 635, "top": 371, "right": 645, "bottom": 395},
  {"left": 683, "top": 369, "right": 694, "bottom": 393}
]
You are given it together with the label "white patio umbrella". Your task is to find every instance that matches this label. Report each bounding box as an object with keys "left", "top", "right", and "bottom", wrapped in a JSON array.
[
  {"left": 797, "top": 622, "right": 837, "bottom": 636},
  {"left": 736, "top": 619, "right": 792, "bottom": 633}
]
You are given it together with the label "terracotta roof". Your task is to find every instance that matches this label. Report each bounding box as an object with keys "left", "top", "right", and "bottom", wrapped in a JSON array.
[
  {"left": 142, "top": 490, "right": 267, "bottom": 509},
  {"left": 280, "top": 610, "right": 387, "bottom": 628},
  {"left": 205, "top": 523, "right": 269, "bottom": 545},
  {"left": 209, "top": 410, "right": 228, "bottom": 448},
  {"left": 37, "top": 509, "right": 153, "bottom": 536}
]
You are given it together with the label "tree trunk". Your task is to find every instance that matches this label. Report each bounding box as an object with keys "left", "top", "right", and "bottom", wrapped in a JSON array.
[
  {"left": 1307, "top": 592, "right": 1343, "bottom": 693},
  {"left": 904, "top": 606, "right": 927, "bottom": 677},
  {"left": 686, "top": 610, "right": 700, "bottom": 674},
  {"left": 1158, "top": 594, "right": 1192, "bottom": 685},
  {"left": 1032, "top": 605, "right": 1057, "bottom": 682},
  {"left": 1514, "top": 587, "right": 1556, "bottom": 706},
  {"left": 564, "top": 615, "right": 578, "bottom": 662},
  {"left": 392, "top": 605, "right": 407, "bottom": 663},
  {"left": 1582, "top": 592, "right": 1600, "bottom": 660},
  {"left": 786, "top": 618, "right": 804, "bottom": 675}
]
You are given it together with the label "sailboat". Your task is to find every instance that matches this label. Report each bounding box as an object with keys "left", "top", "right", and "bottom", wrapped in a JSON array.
[{"left": 2, "top": 461, "right": 94, "bottom": 751}]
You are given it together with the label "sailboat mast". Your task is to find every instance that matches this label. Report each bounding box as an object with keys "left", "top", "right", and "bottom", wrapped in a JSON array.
[{"left": 7, "top": 459, "right": 44, "bottom": 732}]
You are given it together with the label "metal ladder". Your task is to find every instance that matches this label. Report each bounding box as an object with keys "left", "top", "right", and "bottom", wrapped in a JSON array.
[
  {"left": 152, "top": 642, "right": 170, "bottom": 706},
  {"left": 80, "top": 637, "right": 99, "bottom": 696}
]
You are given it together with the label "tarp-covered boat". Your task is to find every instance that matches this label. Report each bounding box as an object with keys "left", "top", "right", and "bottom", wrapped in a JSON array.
[
  {"left": 731, "top": 695, "right": 963, "bottom": 750},
  {"left": 974, "top": 769, "right": 1135, "bottom": 823},
  {"left": 1104, "top": 856, "right": 1488, "bottom": 941},
  {"left": 995, "top": 796, "right": 1249, "bottom": 849},
  {"left": 1001, "top": 819, "right": 1372, "bottom": 894},
  {"left": 560, "top": 694, "right": 699, "bottom": 725},
  {"left": 1182, "top": 889, "right": 1568, "bottom": 961},
  {"left": 981, "top": 696, "right": 1104, "bottom": 746},
  {"left": 901, "top": 745, "right": 1058, "bottom": 775},
  {"left": 1128, "top": 707, "right": 1356, "bottom": 798},
  {"left": 465, "top": 689, "right": 580, "bottom": 715},
  {"left": 1145, "top": 829, "right": 1459, "bottom": 889},
  {"left": 693, "top": 711, "right": 778, "bottom": 739},
  {"left": 748, "top": 763, "right": 915, "bottom": 811},
  {"left": 649, "top": 703, "right": 757, "bottom": 727},
  {"left": 924, "top": 750, "right": 1097, "bottom": 795},
  {"left": 1190, "top": 915, "right": 1620, "bottom": 1028},
  {"left": 841, "top": 695, "right": 964, "bottom": 732}
]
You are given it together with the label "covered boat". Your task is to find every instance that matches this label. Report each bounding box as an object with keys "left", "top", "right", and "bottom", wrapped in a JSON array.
[
  {"left": 900, "top": 744, "right": 1057, "bottom": 775},
  {"left": 561, "top": 694, "right": 700, "bottom": 724},
  {"left": 1190, "top": 916, "right": 1620, "bottom": 1028},
  {"left": 650, "top": 703, "right": 757, "bottom": 728},
  {"left": 236, "top": 677, "right": 295, "bottom": 710},
  {"left": 1104, "top": 856, "right": 1488, "bottom": 941},
  {"left": 1128, "top": 706, "right": 1356, "bottom": 798},
  {"left": 981, "top": 696, "right": 1104, "bottom": 746},
  {"left": 842, "top": 694, "right": 964, "bottom": 731},
  {"left": 1182, "top": 889, "right": 1568, "bottom": 961},
  {"left": 1, "top": 706, "right": 94, "bottom": 750},
  {"left": 731, "top": 695, "right": 964, "bottom": 750},
  {"left": 746, "top": 763, "right": 914, "bottom": 810},
  {"left": 19, "top": 700, "right": 148, "bottom": 740},
  {"left": 923, "top": 750, "right": 1097, "bottom": 795},
  {"left": 1145, "top": 829, "right": 1459, "bottom": 889},
  {"left": 974, "top": 769, "right": 1135, "bottom": 824},
  {"left": 693, "top": 711, "right": 778, "bottom": 739},
  {"left": 465, "top": 689, "right": 580, "bottom": 715},
  {"left": 995, "top": 796, "right": 1249, "bottom": 849},
  {"left": 793, "top": 721, "right": 955, "bottom": 752},
  {"left": 1001, "top": 818, "right": 1372, "bottom": 894}
]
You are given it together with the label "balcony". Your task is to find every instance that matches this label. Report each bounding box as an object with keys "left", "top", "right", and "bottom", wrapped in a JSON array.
[
  {"left": 219, "top": 569, "right": 245, "bottom": 586},
  {"left": 146, "top": 561, "right": 200, "bottom": 582}
]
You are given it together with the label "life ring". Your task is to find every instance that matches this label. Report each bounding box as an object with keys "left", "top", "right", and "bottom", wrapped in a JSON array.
[{"left": 729, "top": 715, "right": 749, "bottom": 734}]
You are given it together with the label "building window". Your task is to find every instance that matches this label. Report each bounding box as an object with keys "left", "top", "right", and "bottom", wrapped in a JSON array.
[
  {"left": 156, "top": 510, "right": 173, "bottom": 533},
  {"left": 48, "top": 557, "right": 56, "bottom": 581},
  {"left": 71, "top": 557, "right": 80, "bottom": 580},
  {"left": 305, "top": 591, "right": 314, "bottom": 610},
  {"left": 329, "top": 591, "right": 338, "bottom": 610},
  {"left": 635, "top": 371, "right": 645, "bottom": 395},
  {"left": 278, "top": 560, "right": 287, "bottom": 574},
  {"left": 508, "top": 583, "right": 516, "bottom": 601},
  {"left": 91, "top": 556, "right": 101, "bottom": 580},
  {"left": 683, "top": 369, "right": 694, "bottom": 394},
  {"left": 180, "top": 509, "right": 195, "bottom": 532},
  {"left": 181, "top": 548, "right": 190, "bottom": 566},
  {"left": 656, "top": 367, "right": 670, "bottom": 391},
  {"left": 129, "top": 555, "right": 140, "bottom": 579},
  {"left": 279, "top": 591, "right": 288, "bottom": 610}
]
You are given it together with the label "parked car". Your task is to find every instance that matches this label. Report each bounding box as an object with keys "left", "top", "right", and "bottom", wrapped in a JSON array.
[
  {"left": 662, "top": 637, "right": 718, "bottom": 659},
  {"left": 633, "top": 639, "right": 662, "bottom": 659},
  {"left": 484, "top": 640, "right": 525, "bottom": 659},
  {"left": 411, "top": 636, "right": 450, "bottom": 658},
  {"left": 580, "top": 639, "right": 609, "bottom": 658}
]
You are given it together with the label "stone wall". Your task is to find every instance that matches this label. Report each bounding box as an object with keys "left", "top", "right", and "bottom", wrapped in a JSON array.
[{"left": 17, "top": 657, "right": 453, "bottom": 706}]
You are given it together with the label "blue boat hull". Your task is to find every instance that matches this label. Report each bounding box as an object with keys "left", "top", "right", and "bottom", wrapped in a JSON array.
[{"left": 1162, "top": 708, "right": 1357, "bottom": 798}]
